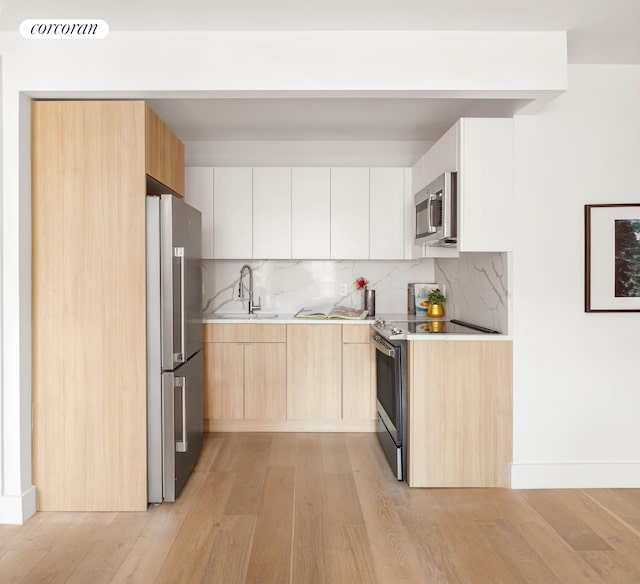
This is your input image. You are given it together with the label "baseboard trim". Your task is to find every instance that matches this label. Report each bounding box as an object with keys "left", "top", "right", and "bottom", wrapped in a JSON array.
[
  {"left": 511, "top": 463, "right": 640, "bottom": 489},
  {"left": 204, "top": 419, "right": 377, "bottom": 433},
  {"left": 0, "top": 486, "right": 37, "bottom": 524}
]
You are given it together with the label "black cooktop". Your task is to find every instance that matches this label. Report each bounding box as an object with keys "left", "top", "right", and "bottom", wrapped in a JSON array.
[{"left": 406, "top": 319, "right": 500, "bottom": 335}]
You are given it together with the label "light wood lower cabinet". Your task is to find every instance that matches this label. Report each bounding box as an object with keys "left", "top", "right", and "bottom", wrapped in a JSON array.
[
  {"left": 203, "top": 323, "right": 376, "bottom": 431},
  {"left": 408, "top": 340, "right": 513, "bottom": 488},
  {"left": 245, "top": 343, "right": 287, "bottom": 419},
  {"left": 342, "top": 324, "right": 376, "bottom": 422},
  {"left": 204, "top": 342, "right": 244, "bottom": 420},
  {"left": 286, "top": 324, "right": 342, "bottom": 421},
  {"left": 203, "top": 324, "right": 286, "bottom": 430}
]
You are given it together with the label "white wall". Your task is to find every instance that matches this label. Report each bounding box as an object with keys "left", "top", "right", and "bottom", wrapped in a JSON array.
[{"left": 511, "top": 65, "right": 640, "bottom": 487}]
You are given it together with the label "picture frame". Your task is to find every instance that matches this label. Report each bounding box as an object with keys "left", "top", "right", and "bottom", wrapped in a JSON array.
[
  {"left": 585, "top": 204, "right": 640, "bottom": 312},
  {"left": 413, "top": 283, "right": 440, "bottom": 315}
]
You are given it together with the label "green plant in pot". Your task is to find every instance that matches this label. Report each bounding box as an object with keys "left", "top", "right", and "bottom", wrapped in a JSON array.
[{"left": 427, "top": 288, "right": 445, "bottom": 318}]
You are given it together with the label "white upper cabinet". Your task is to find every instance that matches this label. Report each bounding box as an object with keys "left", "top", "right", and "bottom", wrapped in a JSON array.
[
  {"left": 185, "top": 167, "right": 214, "bottom": 258},
  {"left": 292, "top": 167, "right": 331, "bottom": 259},
  {"left": 253, "top": 167, "right": 292, "bottom": 259},
  {"left": 189, "top": 164, "right": 413, "bottom": 260},
  {"left": 213, "top": 167, "right": 253, "bottom": 259},
  {"left": 457, "top": 118, "right": 513, "bottom": 252},
  {"left": 330, "top": 168, "right": 370, "bottom": 259},
  {"left": 412, "top": 117, "right": 514, "bottom": 255},
  {"left": 369, "top": 167, "right": 405, "bottom": 260}
]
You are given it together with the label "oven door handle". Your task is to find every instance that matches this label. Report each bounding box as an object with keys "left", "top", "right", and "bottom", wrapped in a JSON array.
[{"left": 372, "top": 335, "right": 396, "bottom": 358}]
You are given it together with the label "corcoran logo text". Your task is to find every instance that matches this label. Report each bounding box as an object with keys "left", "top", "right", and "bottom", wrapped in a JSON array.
[{"left": 20, "top": 19, "right": 109, "bottom": 39}]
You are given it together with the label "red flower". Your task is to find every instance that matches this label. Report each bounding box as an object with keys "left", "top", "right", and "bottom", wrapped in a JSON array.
[{"left": 356, "top": 277, "right": 368, "bottom": 290}]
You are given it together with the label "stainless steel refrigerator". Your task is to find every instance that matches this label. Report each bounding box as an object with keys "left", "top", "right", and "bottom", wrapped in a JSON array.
[{"left": 146, "top": 194, "right": 203, "bottom": 504}]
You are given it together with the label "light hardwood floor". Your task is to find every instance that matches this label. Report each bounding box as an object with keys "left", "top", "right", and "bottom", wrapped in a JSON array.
[{"left": 3, "top": 433, "right": 640, "bottom": 583}]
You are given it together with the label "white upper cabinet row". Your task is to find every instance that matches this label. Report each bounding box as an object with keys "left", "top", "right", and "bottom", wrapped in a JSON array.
[
  {"left": 412, "top": 117, "right": 514, "bottom": 255},
  {"left": 186, "top": 166, "right": 409, "bottom": 260}
]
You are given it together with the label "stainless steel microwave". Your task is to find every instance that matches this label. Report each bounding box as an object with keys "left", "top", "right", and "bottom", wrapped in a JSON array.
[{"left": 414, "top": 171, "right": 457, "bottom": 247}]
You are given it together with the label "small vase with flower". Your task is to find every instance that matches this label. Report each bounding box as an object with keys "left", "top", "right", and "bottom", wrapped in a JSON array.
[{"left": 356, "top": 276, "right": 375, "bottom": 317}]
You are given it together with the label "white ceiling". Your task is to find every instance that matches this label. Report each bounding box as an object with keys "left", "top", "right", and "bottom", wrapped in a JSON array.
[{"left": 3, "top": 0, "right": 638, "bottom": 144}]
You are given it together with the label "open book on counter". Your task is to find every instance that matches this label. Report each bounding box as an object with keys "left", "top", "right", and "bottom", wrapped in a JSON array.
[{"left": 294, "top": 305, "right": 369, "bottom": 320}]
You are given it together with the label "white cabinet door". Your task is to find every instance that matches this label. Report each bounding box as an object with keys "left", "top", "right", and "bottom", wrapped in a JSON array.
[
  {"left": 253, "top": 167, "right": 292, "bottom": 259},
  {"left": 369, "top": 168, "right": 405, "bottom": 259},
  {"left": 458, "top": 118, "right": 514, "bottom": 252},
  {"left": 185, "top": 167, "right": 214, "bottom": 258},
  {"left": 330, "top": 168, "right": 369, "bottom": 259},
  {"left": 291, "top": 167, "right": 331, "bottom": 259},
  {"left": 410, "top": 117, "right": 513, "bottom": 256},
  {"left": 213, "top": 167, "right": 252, "bottom": 259}
]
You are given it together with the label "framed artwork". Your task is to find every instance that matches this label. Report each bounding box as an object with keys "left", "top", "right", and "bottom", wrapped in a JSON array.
[
  {"left": 585, "top": 204, "right": 640, "bottom": 312},
  {"left": 413, "top": 283, "right": 440, "bottom": 315}
]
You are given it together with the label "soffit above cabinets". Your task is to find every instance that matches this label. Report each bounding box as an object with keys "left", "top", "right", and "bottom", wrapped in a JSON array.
[{"left": 147, "top": 97, "right": 529, "bottom": 142}]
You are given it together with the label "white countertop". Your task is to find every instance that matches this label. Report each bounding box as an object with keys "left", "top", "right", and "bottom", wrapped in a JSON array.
[
  {"left": 201, "top": 312, "right": 375, "bottom": 325},
  {"left": 201, "top": 312, "right": 511, "bottom": 340},
  {"left": 405, "top": 332, "right": 511, "bottom": 341}
]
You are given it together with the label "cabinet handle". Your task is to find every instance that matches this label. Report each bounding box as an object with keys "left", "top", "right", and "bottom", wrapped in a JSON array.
[
  {"left": 175, "top": 376, "right": 188, "bottom": 453},
  {"left": 174, "top": 246, "right": 186, "bottom": 363}
]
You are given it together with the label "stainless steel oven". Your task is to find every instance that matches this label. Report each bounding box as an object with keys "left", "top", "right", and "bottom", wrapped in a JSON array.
[{"left": 372, "top": 333, "right": 407, "bottom": 481}]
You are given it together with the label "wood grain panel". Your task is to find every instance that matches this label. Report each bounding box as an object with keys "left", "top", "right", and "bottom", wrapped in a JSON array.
[
  {"left": 244, "top": 342, "right": 287, "bottom": 420},
  {"left": 244, "top": 466, "right": 295, "bottom": 583},
  {"left": 522, "top": 490, "right": 614, "bottom": 552},
  {"left": 292, "top": 437, "right": 327, "bottom": 583},
  {"left": 342, "top": 324, "right": 372, "bottom": 343},
  {"left": 145, "top": 104, "right": 185, "bottom": 197},
  {"left": 408, "top": 340, "right": 512, "bottom": 487},
  {"left": 286, "top": 324, "right": 342, "bottom": 420},
  {"left": 5, "top": 434, "right": 640, "bottom": 584},
  {"left": 205, "top": 342, "right": 244, "bottom": 420},
  {"left": 203, "top": 323, "right": 287, "bottom": 343},
  {"left": 32, "top": 100, "right": 147, "bottom": 511},
  {"left": 342, "top": 343, "right": 375, "bottom": 422},
  {"left": 153, "top": 471, "right": 236, "bottom": 584},
  {"left": 345, "top": 433, "right": 426, "bottom": 583},
  {"left": 223, "top": 434, "right": 273, "bottom": 515}
]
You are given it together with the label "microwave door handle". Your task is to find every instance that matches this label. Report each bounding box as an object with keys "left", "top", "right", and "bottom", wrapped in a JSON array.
[
  {"left": 429, "top": 195, "right": 438, "bottom": 233},
  {"left": 426, "top": 194, "right": 434, "bottom": 232}
]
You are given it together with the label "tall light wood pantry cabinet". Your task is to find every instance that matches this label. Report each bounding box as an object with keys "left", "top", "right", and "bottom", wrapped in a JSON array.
[{"left": 31, "top": 100, "right": 185, "bottom": 511}]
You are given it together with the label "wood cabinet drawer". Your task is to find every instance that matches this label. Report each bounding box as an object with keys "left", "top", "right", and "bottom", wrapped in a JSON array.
[
  {"left": 342, "top": 324, "right": 372, "bottom": 344},
  {"left": 203, "top": 323, "right": 287, "bottom": 343}
]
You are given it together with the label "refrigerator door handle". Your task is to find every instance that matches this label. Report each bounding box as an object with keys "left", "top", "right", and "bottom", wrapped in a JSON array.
[
  {"left": 175, "top": 376, "right": 188, "bottom": 453},
  {"left": 174, "top": 246, "right": 186, "bottom": 363}
]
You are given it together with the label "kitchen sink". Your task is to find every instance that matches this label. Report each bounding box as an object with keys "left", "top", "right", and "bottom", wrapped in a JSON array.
[{"left": 212, "top": 313, "right": 280, "bottom": 320}]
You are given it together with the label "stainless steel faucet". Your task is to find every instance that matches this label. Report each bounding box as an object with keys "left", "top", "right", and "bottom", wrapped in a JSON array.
[{"left": 238, "top": 264, "right": 261, "bottom": 314}]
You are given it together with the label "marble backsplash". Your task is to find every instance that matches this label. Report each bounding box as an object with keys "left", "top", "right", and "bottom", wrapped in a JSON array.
[
  {"left": 435, "top": 252, "right": 510, "bottom": 334},
  {"left": 202, "top": 252, "right": 510, "bottom": 331},
  {"left": 202, "top": 259, "right": 437, "bottom": 316}
]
